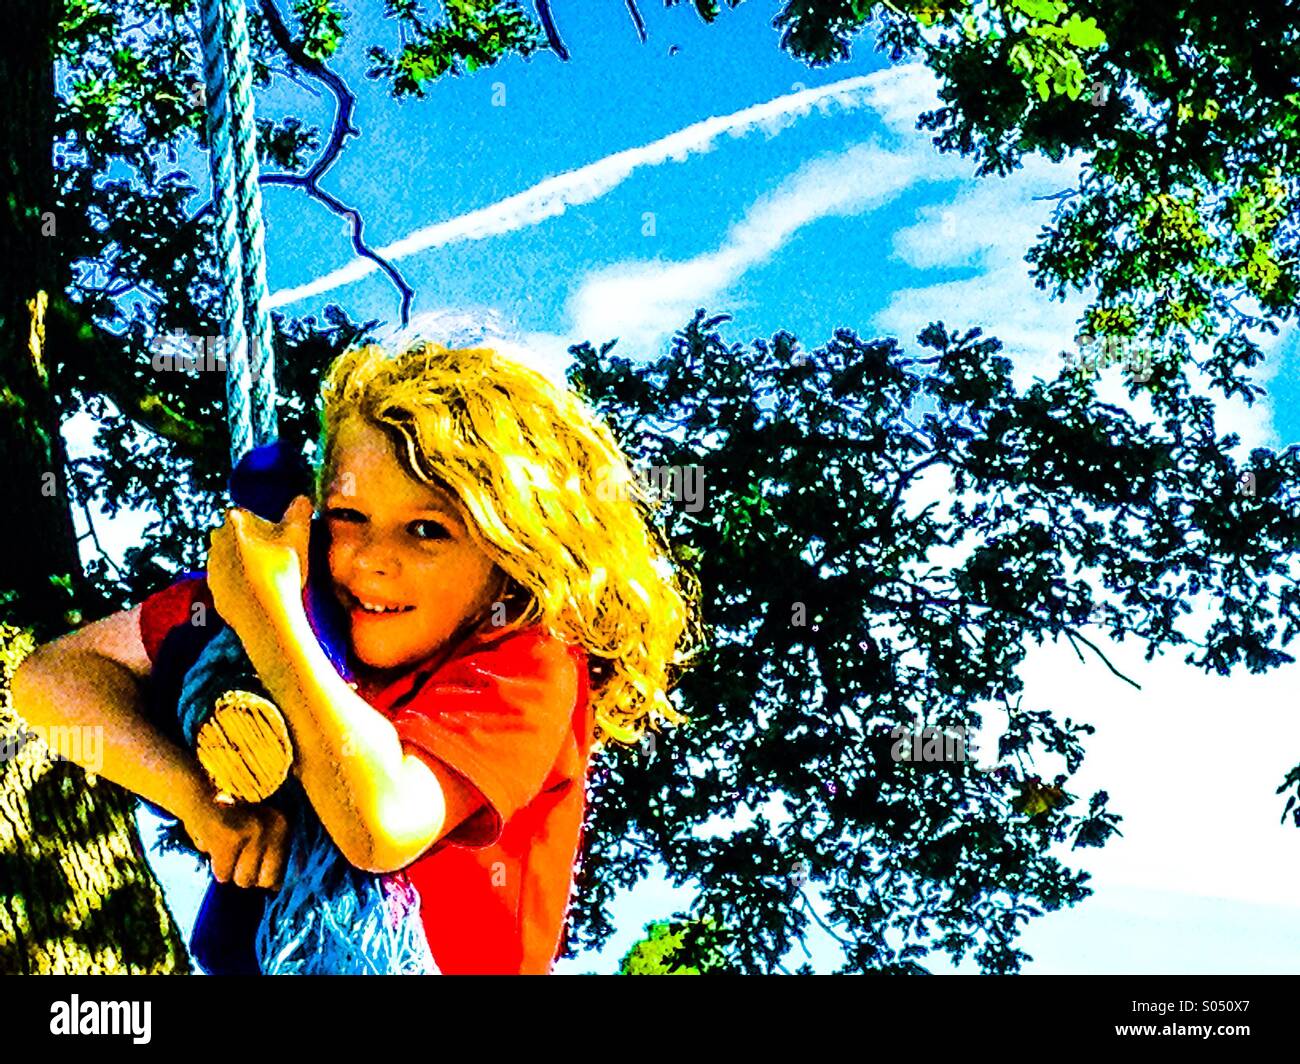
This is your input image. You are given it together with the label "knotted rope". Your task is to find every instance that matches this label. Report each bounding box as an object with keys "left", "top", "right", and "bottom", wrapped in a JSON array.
[{"left": 199, "top": 0, "right": 277, "bottom": 463}]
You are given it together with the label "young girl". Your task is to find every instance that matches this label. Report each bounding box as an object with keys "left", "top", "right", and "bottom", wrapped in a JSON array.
[{"left": 12, "top": 335, "right": 705, "bottom": 975}]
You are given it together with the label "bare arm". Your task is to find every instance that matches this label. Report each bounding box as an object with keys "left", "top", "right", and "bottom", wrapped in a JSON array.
[
  {"left": 248, "top": 601, "right": 485, "bottom": 873},
  {"left": 10, "top": 605, "right": 213, "bottom": 824}
]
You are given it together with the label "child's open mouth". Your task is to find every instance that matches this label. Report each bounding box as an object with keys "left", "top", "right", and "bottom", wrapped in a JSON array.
[{"left": 341, "top": 588, "right": 416, "bottom": 618}]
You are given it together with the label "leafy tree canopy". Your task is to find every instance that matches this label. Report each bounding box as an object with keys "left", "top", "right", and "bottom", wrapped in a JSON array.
[
  {"left": 15, "top": 0, "right": 1299, "bottom": 973},
  {"left": 564, "top": 309, "right": 1297, "bottom": 972}
]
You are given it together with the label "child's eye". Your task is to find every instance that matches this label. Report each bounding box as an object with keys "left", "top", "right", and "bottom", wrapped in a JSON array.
[
  {"left": 409, "top": 520, "right": 451, "bottom": 541},
  {"left": 323, "top": 504, "right": 447, "bottom": 538}
]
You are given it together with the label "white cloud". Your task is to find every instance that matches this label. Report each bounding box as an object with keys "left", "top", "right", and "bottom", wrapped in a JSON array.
[
  {"left": 1017, "top": 614, "right": 1300, "bottom": 911},
  {"left": 554, "top": 62, "right": 974, "bottom": 355},
  {"left": 336, "top": 63, "right": 952, "bottom": 366},
  {"left": 877, "top": 140, "right": 1289, "bottom": 454},
  {"left": 268, "top": 73, "right": 901, "bottom": 311},
  {"left": 567, "top": 139, "right": 929, "bottom": 356},
  {"left": 877, "top": 152, "right": 1088, "bottom": 384}
]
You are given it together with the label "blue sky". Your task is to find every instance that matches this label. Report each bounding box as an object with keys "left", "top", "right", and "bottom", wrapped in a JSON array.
[{"left": 80, "top": 1, "right": 1300, "bottom": 973}]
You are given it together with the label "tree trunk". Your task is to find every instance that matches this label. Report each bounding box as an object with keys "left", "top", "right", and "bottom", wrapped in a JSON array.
[{"left": 0, "top": 0, "right": 189, "bottom": 974}]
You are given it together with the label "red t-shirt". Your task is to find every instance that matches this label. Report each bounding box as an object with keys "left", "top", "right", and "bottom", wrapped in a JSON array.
[{"left": 139, "top": 575, "right": 595, "bottom": 975}]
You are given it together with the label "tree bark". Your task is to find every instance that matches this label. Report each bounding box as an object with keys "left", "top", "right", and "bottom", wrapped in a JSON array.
[{"left": 0, "top": 0, "right": 189, "bottom": 974}]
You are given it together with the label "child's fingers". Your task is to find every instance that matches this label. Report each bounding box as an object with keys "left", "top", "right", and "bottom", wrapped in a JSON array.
[
  {"left": 255, "top": 853, "right": 282, "bottom": 892},
  {"left": 232, "top": 834, "right": 264, "bottom": 889},
  {"left": 255, "top": 811, "right": 290, "bottom": 891},
  {"left": 209, "top": 836, "right": 244, "bottom": 884}
]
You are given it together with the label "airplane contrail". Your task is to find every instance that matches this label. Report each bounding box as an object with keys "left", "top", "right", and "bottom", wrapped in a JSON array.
[{"left": 268, "top": 74, "right": 882, "bottom": 309}]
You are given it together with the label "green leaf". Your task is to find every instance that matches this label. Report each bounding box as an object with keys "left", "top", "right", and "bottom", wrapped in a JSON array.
[
  {"left": 1063, "top": 14, "right": 1106, "bottom": 49},
  {"left": 1012, "top": 0, "right": 1067, "bottom": 21}
]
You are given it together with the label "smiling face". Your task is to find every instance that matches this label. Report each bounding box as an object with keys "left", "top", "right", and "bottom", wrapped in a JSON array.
[{"left": 321, "top": 416, "right": 509, "bottom": 676}]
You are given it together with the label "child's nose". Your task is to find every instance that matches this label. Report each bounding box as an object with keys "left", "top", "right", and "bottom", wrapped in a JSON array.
[{"left": 352, "top": 533, "right": 399, "bottom": 575}]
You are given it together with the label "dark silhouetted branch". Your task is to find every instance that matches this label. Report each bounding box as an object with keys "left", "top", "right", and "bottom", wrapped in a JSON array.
[
  {"left": 625, "top": 0, "right": 648, "bottom": 43},
  {"left": 189, "top": 0, "right": 416, "bottom": 325},
  {"left": 535, "top": 1, "right": 570, "bottom": 59}
]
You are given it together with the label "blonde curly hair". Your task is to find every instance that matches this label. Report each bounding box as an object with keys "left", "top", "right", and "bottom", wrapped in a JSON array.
[{"left": 315, "top": 338, "right": 706, "bottom": 750}]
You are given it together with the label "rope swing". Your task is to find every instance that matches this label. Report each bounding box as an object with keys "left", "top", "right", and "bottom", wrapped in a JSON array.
[
  {"left": 170, "top": 1, "right": 439, "bottom": 974},
  {"left": 199, "top": 0, "right": 277, "bottom": 463},
  {"left": 194, "top": 0, "right": 290, "bottom": 806}
]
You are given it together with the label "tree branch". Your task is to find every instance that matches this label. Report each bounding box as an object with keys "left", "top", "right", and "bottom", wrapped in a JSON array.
[
  {"left": 535, "top": 1, "right": 570, "bottom": 59},
  {"left": 66, "top": 460, "right": 125, "bottom": 579},
  {"left": 187, "top": 0, "right": 417, "bottom": 325},
  {"left": 624, "top": 0, "right": 648, "bottom": 44},
  {"left": 46, "top": 296, "right": 216, "bottom": 458},
  {"left": 796, "top": 888, "right": 853, "bottom": 947}
]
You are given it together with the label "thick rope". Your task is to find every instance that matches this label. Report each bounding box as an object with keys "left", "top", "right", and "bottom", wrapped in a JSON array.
[
  {"left": 200, "top": 0, "right": 277, "bottom": 464},
  {"left": 219, "top": 0, "right": 277, "bottom": 448}
]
